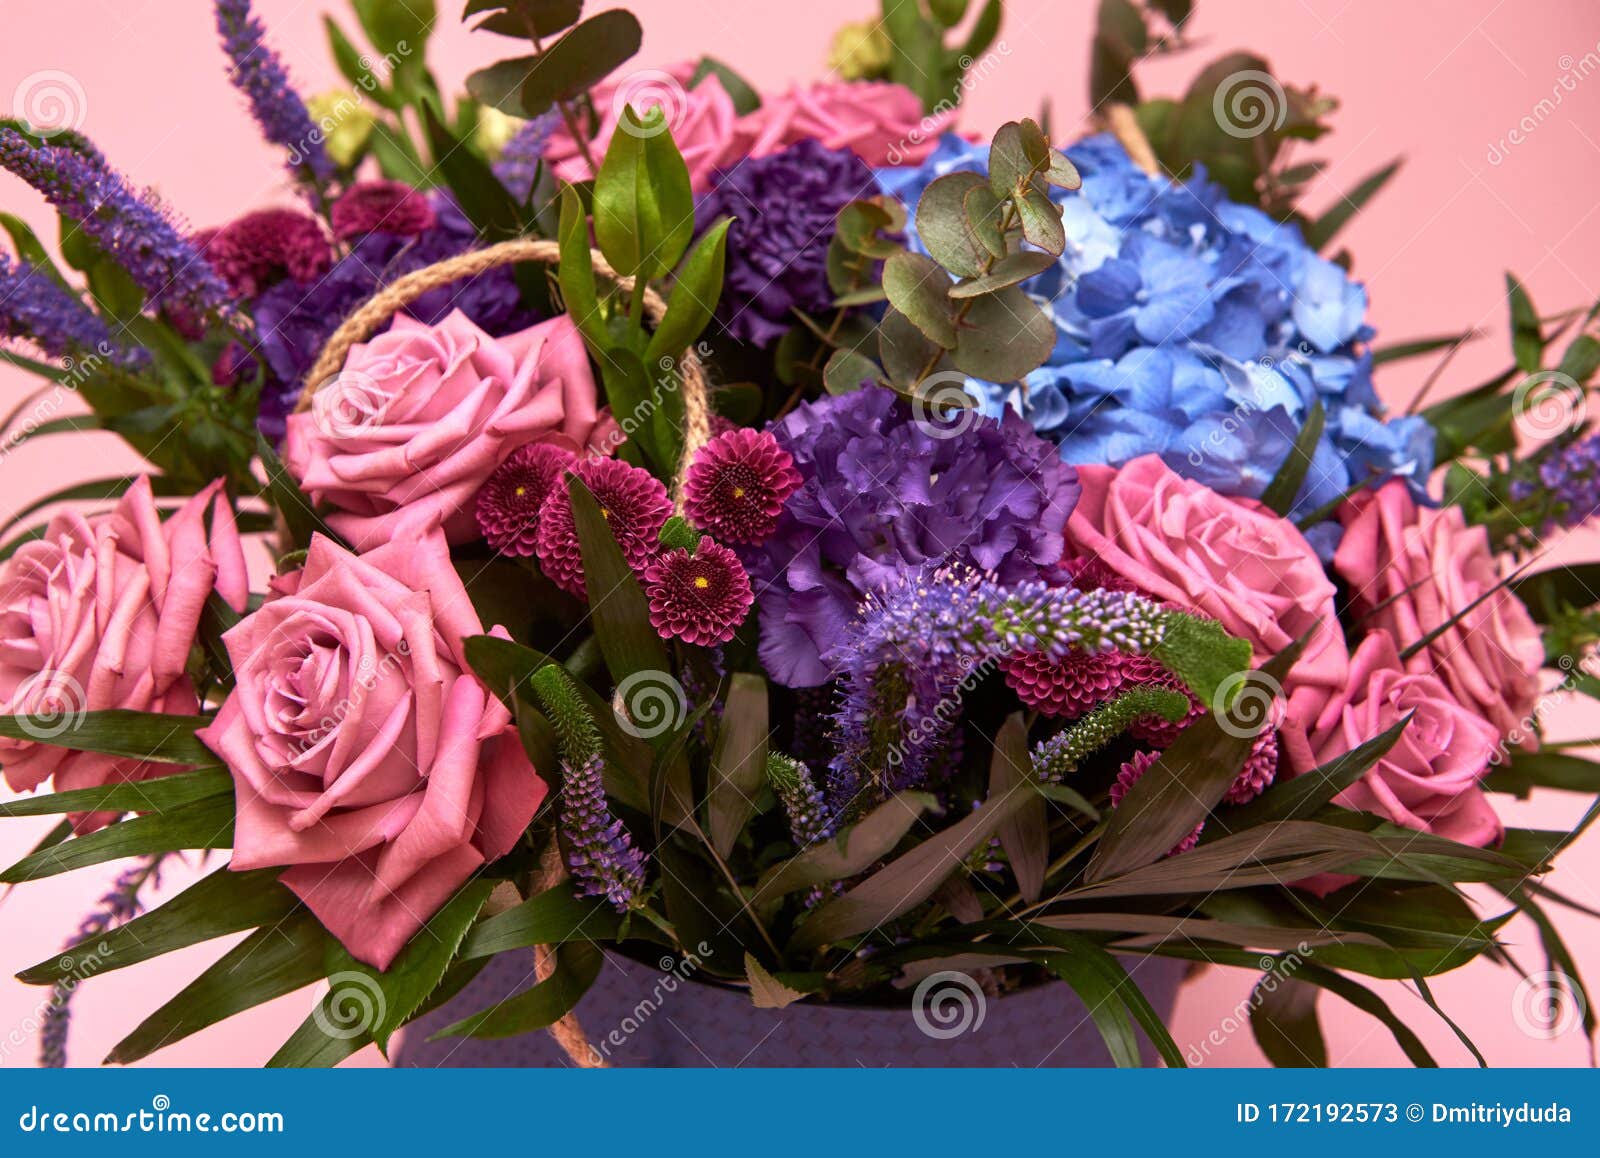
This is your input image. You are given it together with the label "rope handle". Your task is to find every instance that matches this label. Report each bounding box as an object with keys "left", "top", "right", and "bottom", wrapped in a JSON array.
[{"left": 295, "top": 236, "right": 713, "bottom": 505}]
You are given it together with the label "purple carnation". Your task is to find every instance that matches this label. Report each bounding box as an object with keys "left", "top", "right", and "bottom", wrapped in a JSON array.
[
  {"left": 696, "top": 139, "right": 876, "bottom": 344},
  {"left": 492, "top": 113, "right": 560, "bottom": 203},
  {"left": 744, "top": 386, "right": 1083, "bottom": 686}
]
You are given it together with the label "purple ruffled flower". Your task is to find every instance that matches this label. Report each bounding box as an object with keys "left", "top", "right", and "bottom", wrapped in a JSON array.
[
  {"left": 696, "top": 139, "right": 876, "bottom": 344},
  {"left": 744, "top": 385, "right": 1083, "bottom": 686},
  {"left": 215, "top": 0, "right": 334, "bottom": 188},
  {"left": 561, "top": 754, "right": 647, "bottom": 911},
  {"left": 0, "top": 129, "right": 230, "bottom": 320},
  {"left": 0, "top": 254, "right": 145, "bottom": 368},
  {"left": 492, "top": 112, "right": 560, "bottom": 203}
]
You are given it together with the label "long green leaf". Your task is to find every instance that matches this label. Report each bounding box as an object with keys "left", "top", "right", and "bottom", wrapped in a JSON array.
[
  {"left": 1217, "top": 714, "right": 1411, "bottom": 830},
  {"left": 990, "top": 713, "right": 1046, "bottom": 903},
  {"left": 0, "top": 709, "right": 214, "bottom": 765},
  {"left": 1, "top": 794, "right": 235, "bottom": 883},
  {"left": 1250, "top": 974, "right": 1327, "bottom": 1067},
  {"left": 1305, "top": 159, "right": 1401, "bottom": 251},
  {"left": 753, "top": 792, "right": 938, "bottom": 902},
  {"left": 1258, "top": 399, "right": 1325, "bottom": 516},
  {"left": 0, "top": 766, "right": 231, "bottom": 819},
  {"left": 429, "top": 939, "right": 602, "bottom": 1041},
  {"left": 707, "top": 673, "right": 768, "bottom": 857},
  {"left": 457, "top": 882, "right": 623, "bottom": 960}
]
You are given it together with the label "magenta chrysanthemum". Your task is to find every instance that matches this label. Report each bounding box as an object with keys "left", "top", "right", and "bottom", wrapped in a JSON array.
[
  {"left": 643, "top": 541, "right": 755, "bottom": 647},
  {"left": 1112, "top": 750, "right": 1203, "bottom": 855},
  {"left": 683, "top": 428, "right": 803, "bottom": 545},
  {"left": 206, "top": 208, "right": 331, "bottom": 297},
  {"left": 475, "top": 443, "right": 576, "bottom": 557},
  {"left": 1227, "top": 729, "right": 1280, "bottom": 805},
  {"left": 536, "top": 457, "right": 671, "bottom": 598},
  {"left": 330, "top": 180, "right": 437, "bottom": 242}
]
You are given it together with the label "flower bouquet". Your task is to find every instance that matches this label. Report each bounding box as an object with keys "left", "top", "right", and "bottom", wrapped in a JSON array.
[{"left": 1, "top": 0, "right": 1597, "bottom": 1068}]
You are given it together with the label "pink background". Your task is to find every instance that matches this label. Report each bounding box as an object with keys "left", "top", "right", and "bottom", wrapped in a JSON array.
[{"left": 2, "top": 0, "right": 1599, "bottom": 1067}]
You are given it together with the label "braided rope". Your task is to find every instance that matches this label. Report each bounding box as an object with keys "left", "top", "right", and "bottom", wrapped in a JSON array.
[{"left": 295, "top": 236, "right": 713, "bottom": 506}]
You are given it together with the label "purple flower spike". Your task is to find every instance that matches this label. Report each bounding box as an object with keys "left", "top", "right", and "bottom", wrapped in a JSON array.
[{"left": 215, "top": 0, "right": 335, "bottom": 188}]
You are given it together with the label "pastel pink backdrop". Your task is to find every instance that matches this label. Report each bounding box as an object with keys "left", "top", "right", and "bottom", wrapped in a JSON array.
[{"left": 1, "top": 0, "right": 1598, "bottom": 1067}]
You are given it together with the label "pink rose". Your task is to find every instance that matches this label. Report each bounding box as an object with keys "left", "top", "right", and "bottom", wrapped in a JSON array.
[
  {"left": 734, "top": 79, "right": 957, "bottom": 167},
  {"left": 1305, "top": 630, "right": 1502, "bottom": 849},
  {"left": 1064, "top": 455, "right": 1347, "bottom": 762},
  {"left": 1334, "top": 481, "right": 1543, "bottom": 741},
  {"left": 548, "top": 66, "right": 742, "bottom": 192},
  {"left": 283, "top": 310, "right": 605, "bottom": 550},
  {"left": 198, "top": 529, "right": 547, "bottom": 970},
  {"left": 0, "top": 478, "right": 246, "bottom": 823}
]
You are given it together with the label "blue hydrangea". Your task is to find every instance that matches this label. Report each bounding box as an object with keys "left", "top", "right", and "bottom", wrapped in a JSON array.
[{"left": 875, "top": 132, "right": 1434, "bottom": 522}]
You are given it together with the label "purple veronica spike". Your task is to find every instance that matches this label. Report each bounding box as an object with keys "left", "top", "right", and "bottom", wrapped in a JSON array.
[
  {"left": 0, "top": 130, "right": 230, "bottom": 319},
  {"left": 768, "top": 754, "right": 834, "bottom": 847},
  {"left": 39, "top": 856, "right": 162, "bottom": 1067},
  {"left": 0, "top": 254, "right": 145, "bottom": 367},
  {"left": 1513, "top": 432, "right": 1600, "bottom": 531},
  {"left": 492, "top": 112, "right": 560, "bottom": 202},
  {"left": 561, "top": 755, "right": 647, "bottom": 911},
  {"left": 825, "top": 565, "right": 1167, "bottom": 812},
  {"left": 215, "top": 0, "right": 335, "bottom": 188}
]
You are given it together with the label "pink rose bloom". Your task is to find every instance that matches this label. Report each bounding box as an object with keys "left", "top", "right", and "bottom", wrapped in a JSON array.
[
  {"left": 1305, "top": 630, "right": 1502, "bottom": 850},
  {"left": 1334, "top": 481, "right": 1543, "bottom": 741},
  {"left": 282, "top": 310, "right": 605, "bottom": 550},
  {"left": 0, "top": 478, "right": 247, "bottom": 824},
  {"left": 734, "top": 79, "right": 957, "bottom": 167},
  {"left": 547, "top": 65, "right": 742, "bottom": 192},
  {"left": 198, "top": 529, "right": 548, "bottom": 970},
  {"left": 1064, "top": 455, "right": 1347, "bottom": 764}
]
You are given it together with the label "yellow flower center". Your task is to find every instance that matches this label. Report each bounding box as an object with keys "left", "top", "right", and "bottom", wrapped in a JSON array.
[
  {"left": 514, "top": 486, "right": 526, "bottom": 497},
  {"left": 600, "top": 507, "right": 610, "bottom": 519},
  {"left": 732, "top": 486, "right": 746, "bottom": 499},
  {"left": 693, "top": 576, "right": 710, "bottom": 589}
]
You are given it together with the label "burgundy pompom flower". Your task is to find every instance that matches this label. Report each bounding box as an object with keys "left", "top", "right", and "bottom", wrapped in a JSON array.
[
  {"left": 683, "top": 428, "right": 803, "bottom": 545},
  {"left": 643, "top": 541, "right": 755, "bottom": 647},
  {"left": 206, "top": 208, "right": 332, "bottom": 297},
  {"left": 475, "top": 443, "right": 576, "bottom": 557},
  {"left": 1112, "top": 750, "right": 1203, "bottom": 855},
  {"left": 1227, "top": 729, "right": 1279, "bottom": 805},
  {"left": 330, "top": 179, "right": 437, "bottom": 242},
  {"left": 536, "top": 457, "right": 672, "bottom": 598}
]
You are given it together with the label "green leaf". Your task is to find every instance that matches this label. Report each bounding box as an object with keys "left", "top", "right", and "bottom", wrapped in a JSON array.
[
  {"left": 951, "top": 286, "right": 1055, "bottom": 382},
  {"left": 1258, "top": 399, "right": 1326, "bottom": 516},
  {"left": 1149, "top": 612, "right": 1252, "bottom": 709},
  {"left": 1371, "top": 330, "right": 1477, "bottom": 367},
  {"left": 1221, "top": 714, "right": 1411, "bottom": 828},
  {"left": 753, "top": 792, "right": 938, "bottom": 901},
  {"left": 707, "top": 674, "right": 768, "bottom": 858},
  {"left": 0, "top": 766, "right": 231, "bottom": 819},
  {"left": 1014, "top": 186, "right": 1065, "bottom": 254},
  {"left": 877, "top": 307, "right": 944, "bottom": 387},
  {"left": 823, "top": 347, "right": 884, "bottom": 394},
  {"left": 644, "top": 217, "right": 730, "bottom": 366},
  {"left": 458, "top": 882, "right": 623, "bottom": 960},
  {"left": 687, "top": 56, "right": 761, "bottom": 115},
  {"left": 1250, "top": 974, "right": 1327, "bottom": 1067},
  {"left": 1, "top": 794, "right": 235, "bottom": 883},
  {"left": 556, "top": 184, "right": 607, "bottom": 347},
  {"left": 882, "top": 252, "right": 956, "bottom": 347},
  {"left": 107, "top": 910, "right": 331, "bottom": 1064},
  {"left": 258, "top": 433, "right": 342, "bottom": 555},
  {"left": 745, "top": 952, "right": 805, "bottom": 1008},
  {"left": 520, "top": 10, "right": 642, "bottom": 117},
  {"left": 914, "top": 171, "right": 989, "bottom": 279},
  {"left": 431, "top": 939, "right": 602, "bottom": 1040},
  {"left": 1087, "top": 637, "right": 1307, "bottom": 882},
  {"left": 987, "top": 121, "right": 1033, "bottom": 199},
  {"left": 1486, "top": 750, "right": 1600, "bottom": 797},
  {"left": 1506, "top": 273, "right": 1544, "bottom": 373},
  {"left": 1556, "top": 332, "right": 1600, "bottom": 387},
  {"left": 352, "top": 0, "right": 434, "bottom": 59},
  {"left": 0, "top": 709, "right": 214, "bottom": 766},
  {"left": 1290, "top": 962, "right": 1437, "bottom": 1066},
  {"left": 419, "top": 100, "right": 521, "bottom": 240},
  {"left": 789, "top": 788, "right": 1029, "bottom": 952},
  {"left": 17, "top": 866, "right": 293, "bottom": 985},
  {"left": 1304, "top": 158, "right": 1402, "bottom": 251},
  {"left": 592, "top": 102, "right": 694, "bottom": 281},
  {"left": 948, "top": 250, "right": 1055, "bottom": 298},
  {"left": 466, "top": 0, "right": 583, "bottom": 40},
  {"left": 989, "top": 713, "right": 1046, "bottom": 903}
]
